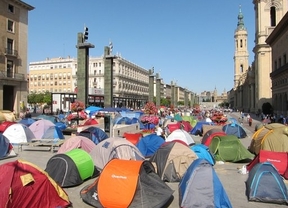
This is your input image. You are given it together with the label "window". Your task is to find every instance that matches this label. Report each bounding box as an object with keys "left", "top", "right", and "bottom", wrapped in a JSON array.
[
  {"left": 270, "top": 7, "right": 276, "bottom": 26},
  {"left": 94, "top": 70, "right": 96, "bottom": 75},
  {"left": 284, "top": 54, "right": 287, "bottom": 64},
  {"left": 7, "top": 60, "right": 13, "bottom": 77},
  {"left": 240, "top": 64, "right": 243, "bottom": 73},
  {"left": 8, "top": 20, "right": 14, "bottom": 32},
  {"left": 7, "top": 38, "right": 13, "bottom": 52},
  {"left": 8, "top": 4, "right": 14, "bottom": 13},
  {"left": 279, "top": 58, "right": 282, "bottom": 67},
  {"left": 274, "top": 60, "right": 277, "bottom": 70},
  {"left": 99, "top": 63, "right": 101, "bottom": 67}
]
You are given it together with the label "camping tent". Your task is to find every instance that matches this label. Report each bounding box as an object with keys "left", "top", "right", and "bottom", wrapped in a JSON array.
[
  {"left": 222, "top": 123, "right": 247, "bottom": 138},
  {"left": 191, "top": 144, "right": 215, "bottom": 165},
  {"left": 78, "top": 126, "right": 108, "bottom": 144},
  {"left": 248, "top": 123, "right": 288, "bottom": 155},
  {"left": 136, "top": 134, "right": 165, "bottom": 158},
  {"left": 123, "top": 132, "right": 142, "bottom": 145},
  {"left": 113, "top": 116, "right": 132, "bottom": 125},
  {"left": 246, "top": 162, "right": 288, "bottom": 204},
  {"left": 18, "top": 118, "right": 36, "bottom": 127},
  {"left": 80, "top": 159, "right": 174, "bottom": 208},
  {"left": 131, "top": 117, "right": 145, "bottom": 129},
  {"left": 0, "top": 160, "right": 70, "bottom": 207},
  {"left": 29, "top": 120, "right": 55, "bottom": 139},
  {"left": 0, "top": 133, "right": 16, "bottom": 159},
  {"left": 201, "top": 128, "right": 226, "bottom": 146},
  {"left": 57, "top": 136, "right": 96, "bottom": 154},
  {"left": 3, "top": 123, "right": 35, "bottom": 144},
  {"left": 0, "top": 121, "right": 17, "bottom": 132},
  {"left": 182, "top": 115, "right": 198, "bottom": 127},
  {"left": 89, "top": 137, "right": 145, "bottom": 171},
  {"left": 179, "top": 158, "right": 232, "bottom": 208},
  {"left": 41, "top": 126, "right": 65, "bottom": 140},
  {"left": 149, "top": 141, "right": 198, "bottom": 182},
  {"left": 190, "top": 121, "right": 214, "bottom": 136},
  {"left": 166, "top": 129, "right": 195, "bottom": 146},
  {"left": 209, "top": 135, "right": 254, "bottom": 162},
  {"left": 45, "top": 149, "right": 98, "bottom": 187},
  {"left": 246, "top": 150, "right": 288, "bottom": 179}
]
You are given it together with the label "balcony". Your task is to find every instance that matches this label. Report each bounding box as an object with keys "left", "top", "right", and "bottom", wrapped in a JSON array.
[
  {"left": 0, "top": 71, "right": 26, "bottom": 80},
  {"left": 4, "top": 48, "right": 18, "bottom": 57}
]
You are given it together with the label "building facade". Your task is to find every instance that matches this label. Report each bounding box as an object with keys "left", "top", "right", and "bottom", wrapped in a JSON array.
[
  {"left": 29, "top": 55, "right": 197, "bottom": 110},
  {"left": 266, "top": 11, "right": 288, "bottom": 116},
  {"left": 229, "top": 1, "right": 288, "bottom": 113},
  {"left": 0, "top": 0, "right": 34, "bottom": 113}
]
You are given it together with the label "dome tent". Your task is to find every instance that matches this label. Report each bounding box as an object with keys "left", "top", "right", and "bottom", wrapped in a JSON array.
[{"left": 45, "top": 149, "right": 99, "bottom": 187}]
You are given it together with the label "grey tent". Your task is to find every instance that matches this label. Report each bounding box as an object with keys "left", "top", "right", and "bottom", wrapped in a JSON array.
[{"left": 89, "top": 137, "right": 145, "bottom": 171}]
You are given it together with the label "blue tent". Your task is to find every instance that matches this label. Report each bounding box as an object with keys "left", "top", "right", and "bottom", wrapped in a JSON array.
[
  {"left": 113, "top": 116, "right": 132, "bottom": 125},
  {"left": 18, "top": 118, "right": 36, "bottom": 127},
  {"left": 0, "top": 133, "right": 11, "bottom": 158},
  {"left": 191, "top": 144, "right": 215, "bottom": 165},
  {"left": 190, "top": 121, "right": 214, "bottom": 136},
  {"left": 246, "top": 162, "right": 288, "bottom": 204},
  {"left": 131, "top": 117, "right": 145, "bottom": 129},
  {"left": 85, "top": 106, "right": 103, "bottom": 117},
  {"left": 136, "top": 134, "right": 165, "bottom": 158},
  {"left": 179, "top": 158, "right": 232, "bottom": 208},
  {"left": 222, "top": 123, "right": 247, "bottom": 138},
  {"left": 42, "top": 126, "right": 65, "bottom": 140},
  {"left": 78, "top": 126, "right": 108, "bottom": 144}
]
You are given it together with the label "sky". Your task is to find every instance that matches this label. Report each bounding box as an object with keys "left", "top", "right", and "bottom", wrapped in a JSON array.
[{"left": 25, "top": 1, "right": 255, "bottom": 95}]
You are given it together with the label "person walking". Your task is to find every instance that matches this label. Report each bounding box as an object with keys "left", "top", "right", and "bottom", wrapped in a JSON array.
[{"left": 248, "top": 117, "right": 252, "bottom": 127}]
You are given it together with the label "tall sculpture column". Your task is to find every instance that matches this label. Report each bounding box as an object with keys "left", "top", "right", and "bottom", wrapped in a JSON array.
[
  {"left": 104, "top": 46, "right": 114, "bottom": 108},
  {"left": 171, "top": 81, "right": 175, "bottom": 107},
  {"left": 76, "top": 31, "right": 94, "bottom": 107},
  {"left": 174, "top": 85, "right": 178, "bottom": 107},
  {"left": 148, "top": 69, "right": 154, "bottom": 103},
  {"left": 156, "top": 73, "right": 161, "bottom": 108}
]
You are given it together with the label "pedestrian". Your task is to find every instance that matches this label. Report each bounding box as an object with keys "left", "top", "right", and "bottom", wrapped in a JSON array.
[
  {"left": 247, "top": 114, "right": 251, "bottom": 123},
  {"left": 248, "top": 117, "right": 252, "bottom": 127}
]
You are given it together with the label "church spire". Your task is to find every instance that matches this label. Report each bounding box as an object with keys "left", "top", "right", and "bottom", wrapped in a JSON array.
[{"left": 237, "top": 5, "right": 246, "bottom": 31}]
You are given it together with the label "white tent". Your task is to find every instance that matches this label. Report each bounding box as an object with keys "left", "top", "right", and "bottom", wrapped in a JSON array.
[
  {"left": 3, "top": 123, "right": 35, "bottom": 144},
  {"left": 166, "top": 129, "right": 195, "bottom": 146}
]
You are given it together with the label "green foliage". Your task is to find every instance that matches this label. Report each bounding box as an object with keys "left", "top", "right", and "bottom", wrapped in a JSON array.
[
  {"left": 27, "top": 92, "right": 52, "bottom": 105},
  {"left": 219, "top": 101, "right": 229, "bottom": 108}
]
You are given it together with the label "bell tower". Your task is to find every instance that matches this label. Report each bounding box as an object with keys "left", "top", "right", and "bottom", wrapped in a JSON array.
[
  {"left": 234, "top": 5, "right": 249, "bottom": 89},
  {"left": 253, "top": 0, "right": 288, "bottom": 109}
]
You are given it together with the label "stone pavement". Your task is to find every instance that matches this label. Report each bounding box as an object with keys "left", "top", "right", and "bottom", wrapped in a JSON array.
[{"left": 0, "top": 114, "right": 287, "bottom": 208}]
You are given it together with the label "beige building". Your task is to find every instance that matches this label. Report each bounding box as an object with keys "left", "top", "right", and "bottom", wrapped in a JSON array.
[
  {"left": 266, "top": 11, "right": 288, "bottom": 116},
  {"left": 0, "top": 0, "right": 34, "bottom": 113},
  {"left": 229, "top": 2, "right": 288, "bottom": 113}
]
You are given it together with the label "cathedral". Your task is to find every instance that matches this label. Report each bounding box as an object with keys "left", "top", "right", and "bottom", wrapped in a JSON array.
[{"left": 229, "top": 0, "right": 288, "bottom": 114}]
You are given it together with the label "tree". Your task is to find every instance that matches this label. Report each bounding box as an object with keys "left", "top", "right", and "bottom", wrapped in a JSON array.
[{"left": 43, "top": 91, "right": 52, "bottom": 105}]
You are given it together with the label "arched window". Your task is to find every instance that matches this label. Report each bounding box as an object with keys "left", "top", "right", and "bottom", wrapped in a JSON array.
[{"left": 270, "top": 7, "right": 276, "bottom": 26}]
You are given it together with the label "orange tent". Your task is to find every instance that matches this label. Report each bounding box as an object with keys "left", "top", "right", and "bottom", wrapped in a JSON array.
[
  {"left": 123, "top": 132, "right": 142, "bottom": 145},
  {"left": 80, "top": 159, "right": 174, "bottom": 207}
]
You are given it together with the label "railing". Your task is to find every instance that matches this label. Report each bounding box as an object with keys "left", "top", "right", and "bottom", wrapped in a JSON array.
[
  {"left": 4, "top": 48, "right": 18, "bottom": 56},
  {"left": 0, "top": 71, "right": 26, "bottom": 80}
]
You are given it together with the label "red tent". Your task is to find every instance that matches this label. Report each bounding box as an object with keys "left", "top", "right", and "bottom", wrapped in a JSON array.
[
  {"left": 83, "top": 118, "right": 98, "bottom": 126},
  {"left": 123, "top": 132, "right": 142, "bottom": 145},
  {"left": 0, "top": 160, "right": 71, "bottom": 208},
  {"left": 0, "top": 121, "right": 16, "bottom": 132},
  {"left": 246, "top": 150, "right": 288, "bottom": 179}
]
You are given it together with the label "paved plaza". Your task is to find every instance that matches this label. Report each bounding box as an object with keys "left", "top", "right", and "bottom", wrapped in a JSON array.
[{"left": 0, "top": 112, "right": 287, "bottom": 208}]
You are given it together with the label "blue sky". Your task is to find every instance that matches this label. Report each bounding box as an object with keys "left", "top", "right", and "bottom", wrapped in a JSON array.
[{"left": 25, "top": 1, "right": 255, "bottom": 95}]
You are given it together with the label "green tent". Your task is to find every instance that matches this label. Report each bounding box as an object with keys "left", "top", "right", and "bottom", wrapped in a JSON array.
[
  {"left": 66, "top": 149, "right": 95, "bottom": 180},
  {"left": 182, "top": 116, "right": 198, "bottom": 127},
  {"left": 209, "top": 135, "right": 254, "bottom": 162}
]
